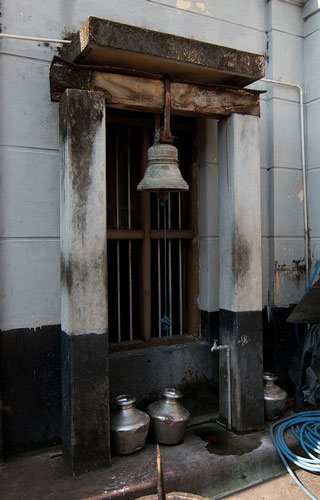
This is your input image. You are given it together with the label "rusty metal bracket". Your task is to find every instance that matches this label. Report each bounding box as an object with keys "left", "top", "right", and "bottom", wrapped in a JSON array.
[
  {"left": 157, "top": 444, "right": 166, "bottom": 500},
  {"left": 160, "top": 78, "right": 174, "bottom": 144},
  {"left": 50, "top": 55, "right": 162, "bottom": 80}
]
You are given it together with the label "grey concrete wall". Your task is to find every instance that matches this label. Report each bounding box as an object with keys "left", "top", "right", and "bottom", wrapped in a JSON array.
[
  {"left": 265, "top": 0, "right": 306, "bottom": 307},
  {"left": 109, "top": 341, "right": 219, "bottom": 416},
  {"left": 304, "top": 1, "right": 320, "bottom": 285},
  {"left": 0, "top": 0, "right": 315, "bottom": 330},
  {"left": 198, "top": 119, "right": 219, "bottom": 313}
]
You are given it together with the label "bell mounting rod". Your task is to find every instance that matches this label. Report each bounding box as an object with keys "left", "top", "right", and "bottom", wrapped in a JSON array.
[{"left": 160, "top": 78, "right": 174, "bottom": 144}]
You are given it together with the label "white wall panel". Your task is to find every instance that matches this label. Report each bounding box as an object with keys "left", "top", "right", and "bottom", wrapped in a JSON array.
[
  {"left": 269, "top": 237, "right": 305, "bottom": 306},
  {"left": 272, "top": 99, "right": 302, "bottom": 169},
  {"left": 0, "top": 55, "right": 59, "bottom": 149},
  {"left": 0, "top": 148, "right": 60, "bottom": 237},
  {"left": 306, "top": 99, "right": 320, "bottom": 170},
  {"left": 270, "top": 168, "right": 304, "bottom": 237},
  {"left": 304, "top": 28, "right": 320, "bottom": 102},
  {"left": 199, "top": 237, "right": 219, "bottom": 312},
  {"left": 0, "top": 240, "right": 60, "bottom": 330},
  {"left": 307, "top": 169, "right": 320, "bottom": 237}
]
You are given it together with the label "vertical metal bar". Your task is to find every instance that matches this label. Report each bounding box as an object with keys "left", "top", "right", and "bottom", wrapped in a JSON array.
[
  {"left": 116, "top": 126, "right": 121, "bottom": 342},
  {"left": 141, "top": 125, "right": 152, "bottom": 341},
  {"left": 168, "top": 193, "right": 172, "bottom": 336},
  {"left": 186, "top": 127, "right": 200, "bottom": 336},
  {"left": 155, "top": 114, "right": 162, "bottom": 337},
  {"left": 178, "top": 193, "right": 183, "bottom": 335},
  {"left": 157, "top": 195, "right": 161, "bottom": 337},
  {"left": 128, "top": 127, "right": 133, "bottom": 341}
]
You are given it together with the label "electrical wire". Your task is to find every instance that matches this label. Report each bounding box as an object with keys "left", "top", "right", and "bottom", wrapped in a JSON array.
[{"left": 270, "top": 411, "right": 320, "bottom": 499}]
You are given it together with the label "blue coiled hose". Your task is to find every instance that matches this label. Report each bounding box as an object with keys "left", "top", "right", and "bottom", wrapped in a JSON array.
[{"left": 270, "top": 411, "right": 320, "bottom": 499}]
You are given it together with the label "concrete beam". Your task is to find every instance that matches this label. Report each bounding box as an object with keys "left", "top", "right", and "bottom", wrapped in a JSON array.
[{"left": 61, "top": 17, "right": 265, "bottom": 88}]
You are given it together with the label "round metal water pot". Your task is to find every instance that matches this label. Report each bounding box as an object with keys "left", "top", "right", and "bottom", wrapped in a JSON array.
[
  {"left": 110, "top": 395, "right": 150, "bottom": 455},
  {"left": 147, "top": 388, "right": 190, "bottom": 445},
  {"left": 264, "top": 372, "right": 287, "bottom": 421}
]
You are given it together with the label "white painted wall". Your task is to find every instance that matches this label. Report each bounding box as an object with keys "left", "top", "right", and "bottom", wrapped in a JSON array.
[
  {"left": 218, "top": 114, "right": 262, "bottom": 313},
  {"left": 0, "top": 0, "right": 316, "bottom": 329},
  {"left": 198, "top": 119, "right": 219, "bottom": 312}
]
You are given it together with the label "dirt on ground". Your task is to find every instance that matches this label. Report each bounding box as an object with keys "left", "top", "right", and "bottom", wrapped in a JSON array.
[{"left": 224, "top": 470, "right": 320, "bottom": 500}]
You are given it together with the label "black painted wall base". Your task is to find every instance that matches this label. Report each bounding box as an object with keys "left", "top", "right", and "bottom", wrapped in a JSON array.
[
  {"left": 61, "top": 331, "right": 111, "bottom": 473},
  {"left": 262, "top": 305, "right": 301, "bottom": 396},
  {"left": 1, "top": 326, "right": 61, "bottom": 457},
  {"left": 201, "top": 311, "right": 219, "bottom": 345},
  {"left": 109, "top": 340, "right": 218, "bottom": 418},
  {"left": 0, "top": 307, "right": 301, "bottom": 457},
  {"left": 219, "top": 309, "right": 264, "bottom": 433},
  {"left": 0, "top": 335, "right": 3, "bottom": 462}
]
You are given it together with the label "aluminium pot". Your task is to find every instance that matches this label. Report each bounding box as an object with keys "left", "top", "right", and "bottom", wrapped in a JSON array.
[
  {"left": 264, "top": 372, "right": 287, "bottom": 421},
  {"left": 111, "top": 395, "right": 150, "bottom": 454},
  {"left": 147, "top": 388, "right": 190, "bottom": 445}
]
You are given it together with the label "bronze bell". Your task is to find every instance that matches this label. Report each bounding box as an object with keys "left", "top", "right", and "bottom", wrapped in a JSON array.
[{"left": 137, "top": 142, "right": 189, "bottom": 194}]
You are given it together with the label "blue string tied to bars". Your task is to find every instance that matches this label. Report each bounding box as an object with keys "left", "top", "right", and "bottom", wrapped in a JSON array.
[{"left": 160, "top": 199, "right": 170, "bottom": 336}]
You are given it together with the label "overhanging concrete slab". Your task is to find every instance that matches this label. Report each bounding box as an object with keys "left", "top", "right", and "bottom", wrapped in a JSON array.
[{"left": 62, "top": 17, "right": 265, "bottom": 88}]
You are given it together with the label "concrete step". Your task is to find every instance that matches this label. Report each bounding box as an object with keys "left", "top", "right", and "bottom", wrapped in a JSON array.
[{"left": 1, "top": 421, "right": 298, "bottom": 500}]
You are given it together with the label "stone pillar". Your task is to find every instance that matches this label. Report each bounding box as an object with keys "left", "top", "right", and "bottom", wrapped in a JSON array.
[
  {"left": 59, "top": 90, "right": 111, "bottom": 472},
  {"left": 218, "top": 113, "right": 264, "bottom": 433}
]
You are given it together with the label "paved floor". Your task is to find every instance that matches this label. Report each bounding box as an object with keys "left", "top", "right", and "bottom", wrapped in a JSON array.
[
  {"left": 225, "top": 470, "right": 320, "bottom": 500},
  {"left": 0, "top": 421, "right": 303, "bottom": 500}
]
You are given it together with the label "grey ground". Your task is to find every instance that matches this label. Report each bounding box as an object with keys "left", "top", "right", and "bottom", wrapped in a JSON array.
[
  {"left": 225, "top": 470, "right": 320, "bottom": 500},
  {"left": 2, "top": 419, "right": 311, "bottom": 500}
]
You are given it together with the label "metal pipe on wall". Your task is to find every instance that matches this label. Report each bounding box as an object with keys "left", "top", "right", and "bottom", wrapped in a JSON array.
[
  {"left": 211, "top": 340, "right": 232, "bottom": 431},
  {"left": 0, "top": 33, "right": 72, "bottom": 43}
]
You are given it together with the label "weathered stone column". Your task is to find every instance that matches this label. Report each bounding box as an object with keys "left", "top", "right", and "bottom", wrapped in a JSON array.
[
  {"left": 218, "top": 113, "right": 264, "bottom": 433},
  {"left": 59, "top": 90, "right": 111, "bottom": 472}
]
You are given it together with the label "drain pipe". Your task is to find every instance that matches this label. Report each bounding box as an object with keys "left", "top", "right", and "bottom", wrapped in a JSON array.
[
  {"left": 0, "top": 33, "right": 72, "bottom": 44},
  {"left": 260, "top": 78, "right": 309, "bottom": 287},
  {"left": 211, "top": 340, "right": 232, "bottom": 431}
]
